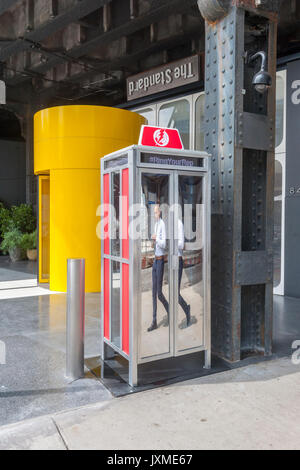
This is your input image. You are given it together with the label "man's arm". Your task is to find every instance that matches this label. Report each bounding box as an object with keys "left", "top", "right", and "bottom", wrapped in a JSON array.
[
  {"left": 156, "top": 219, "right": 166, "bottom": 250},
  {"left": 178, "top": 220, "right": 185, "bottom": 251}
]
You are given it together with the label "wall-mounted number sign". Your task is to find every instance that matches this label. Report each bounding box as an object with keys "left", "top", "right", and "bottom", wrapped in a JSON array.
[
  {"left": 289, "top": 187, "right": 300, "bottom": 196},
  {"left": 291, "top": 80, "right": 300, "bottom": 105}
]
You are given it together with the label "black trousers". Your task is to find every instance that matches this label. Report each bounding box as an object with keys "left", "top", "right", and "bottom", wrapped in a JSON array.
[
  {"left": 152, "top": 259, "right": 169, "bottom": 323},
  {"left": 178, "top": 257, "right": 189, "bottom": 317}
]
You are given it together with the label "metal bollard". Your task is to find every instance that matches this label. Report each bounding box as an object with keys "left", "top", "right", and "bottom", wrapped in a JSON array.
[{"left": 66, "top": 259, "right": 85, "bottom": 380}]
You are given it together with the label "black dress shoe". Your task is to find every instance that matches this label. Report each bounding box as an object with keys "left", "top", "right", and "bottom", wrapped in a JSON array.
[
  {"left": 147, "top": 322, "right": 158, "bottom": 332},
  {"left": 186, "top": 306, "right": 191, "bottom": 327}
]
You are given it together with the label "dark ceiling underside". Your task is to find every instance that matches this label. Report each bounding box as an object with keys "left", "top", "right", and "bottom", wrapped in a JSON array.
[{"left": 0, "top": 0, "right": 299, "bottom": 117}]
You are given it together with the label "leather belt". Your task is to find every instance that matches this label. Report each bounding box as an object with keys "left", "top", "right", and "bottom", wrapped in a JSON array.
[{"left": 155, "top": 256, "right": 164, "bottom": 260}]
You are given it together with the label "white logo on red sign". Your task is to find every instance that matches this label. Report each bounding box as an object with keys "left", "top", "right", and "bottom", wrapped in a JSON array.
[{"left": 153, "top": 129, "right": 170, "bottom": 147}]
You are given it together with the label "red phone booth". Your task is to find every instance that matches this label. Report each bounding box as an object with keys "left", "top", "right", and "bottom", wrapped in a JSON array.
[{"left": 101, "top": 127, "right": 211, "bottom": 386}]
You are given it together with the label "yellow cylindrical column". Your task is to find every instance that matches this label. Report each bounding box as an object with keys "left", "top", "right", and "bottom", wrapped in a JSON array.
[{"left": 34, "top": 105, "right": 145, "bottom": 292}]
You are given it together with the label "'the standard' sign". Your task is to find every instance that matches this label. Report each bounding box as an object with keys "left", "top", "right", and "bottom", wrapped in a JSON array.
[{"left": 127, "top": 55, "right": 200, "bottom": 101}]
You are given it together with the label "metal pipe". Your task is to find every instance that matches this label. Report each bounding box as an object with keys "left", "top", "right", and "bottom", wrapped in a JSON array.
[
  {"left": 66, "top": 258, "right": 85, "bottom": 380},
  {"left": 249, "top": 51, "right": 267, "bottom": 70},
  {"left": 197, "top": 0, "right": 231, "bottom": 23}
]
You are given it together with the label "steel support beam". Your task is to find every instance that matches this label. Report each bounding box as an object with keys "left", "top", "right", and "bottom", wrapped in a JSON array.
[
  {"left": 0, "top": 0, "right": 19, "bottom": 16},
  {"left": 7, "top": 0, "right": 198, "bottom": 86},
  {"left": 0, "top": 0, "right": 112, "bottom": 62},
  {"left": 56, "top": 26, "right": 204, "bottom": 86},
  {"left": 200, "top": 0, "right": 278, "bottom": 361}
]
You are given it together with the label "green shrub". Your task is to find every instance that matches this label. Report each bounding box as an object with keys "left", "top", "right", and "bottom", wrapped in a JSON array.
[
  {"left": 0, "top": 204, "right": 37, "bottom": 256},
  {"left": 10, "top": 204, "right": 36, "bottom": 234},
  {"left": 0, "top": 228, "right": 25, "bottom": 255},
  {"left": 21, "top": 230, "right": 37, "bottom": 251},
  {"left": 0, "top": 202, "right": 12, "bottom": 237}
]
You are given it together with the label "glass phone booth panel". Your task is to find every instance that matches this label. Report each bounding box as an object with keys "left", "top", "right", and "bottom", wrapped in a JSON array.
[
  {"left": 175, "top": 175, "right": 205, "bottom": 354},
  {"left": 139, "top": 173, "right": 171, "bottom": 361}
]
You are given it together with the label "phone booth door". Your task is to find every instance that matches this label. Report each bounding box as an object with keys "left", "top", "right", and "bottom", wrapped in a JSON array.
[{"left": 138, "top": 170, "right": 209, "bottom": 363}]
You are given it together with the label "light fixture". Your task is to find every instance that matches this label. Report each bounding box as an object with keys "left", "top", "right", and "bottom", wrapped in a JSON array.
[{"left": 249, "top": 51, "right": 272, "bottom": 94}]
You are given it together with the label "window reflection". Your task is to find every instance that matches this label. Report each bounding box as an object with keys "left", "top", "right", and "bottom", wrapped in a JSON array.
[
  {"left": 177, "top": 175, "right": 204, "bottom": 350},
  {"left": 274, "top": 160, "right": 282, "bottom": 288},
  {"left": 137, "top": 107, "right": 155, "bottom": 126},
  {"left": 140, "top": 173, "right": 170, "bottom": 359},
  {"left": 159, "top": 99, "right": 190, "bottom": 149},
  {"left": 112, "top": 172, "right": 120, "bottom": 257},
  {"left": 276, "top": 76, "right": 284, "bottom": 149}
]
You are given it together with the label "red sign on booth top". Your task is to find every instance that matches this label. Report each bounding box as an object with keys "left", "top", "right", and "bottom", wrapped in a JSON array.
[{"left": 138, "top": 125, "right": 184, "bottom": 150}]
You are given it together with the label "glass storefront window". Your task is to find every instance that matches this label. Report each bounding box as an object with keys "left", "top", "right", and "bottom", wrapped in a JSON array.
[
  {"left": 158, "top": 99, "right": 190, "bottom": 149},
  {"left": 274, "top": 159, "right": 283, "bottom": 198},
  {"left": 274, "top": 160, "right": 282, "bottom": 288},
  {"left": 276, "top": 76, "right": 284, "bottom": 149},
  {"left": 137, "top": 107, "right": 155, "bottom": 126},
  {"left": 195, "top": 94, "right": 205, "bottom": 151}
]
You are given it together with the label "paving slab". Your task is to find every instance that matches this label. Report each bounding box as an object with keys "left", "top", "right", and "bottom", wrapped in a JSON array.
[
  {"left": 0, "top": 416, "right": 66, "bottom": 450},
  {"left": 1, "top": 357, "right": 300, "bottom": 450},
  {"left": 0, "top": 291, "right": 111, "bottom": 427},
  {"left": 52, "top": 357, "right": 300, "bottom": 450}
]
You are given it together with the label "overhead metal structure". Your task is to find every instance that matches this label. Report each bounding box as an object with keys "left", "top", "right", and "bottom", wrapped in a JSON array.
[
  {"left": 0, "top": 0, "right": 294, "bottom": 106},
  {"left": 0, "top": 0, "right": 19, "bottom": 16}
]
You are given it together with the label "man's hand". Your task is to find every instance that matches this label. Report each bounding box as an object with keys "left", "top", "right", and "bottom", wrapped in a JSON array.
[{"left": 152, "top": 234, "right": 156, "bottom": 241}]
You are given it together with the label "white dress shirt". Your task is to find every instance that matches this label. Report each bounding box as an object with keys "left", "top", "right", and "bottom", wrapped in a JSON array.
[
  {"left": 177, "top": 219, "right": 185, "bottom": 257},
  {"left": 154, "top": 218, "right": 166, "bottom": 257}
]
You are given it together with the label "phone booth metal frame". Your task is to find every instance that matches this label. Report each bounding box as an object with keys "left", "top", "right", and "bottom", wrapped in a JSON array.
[{"left": 101, "top": 145, "right": 211, "bottom": 387}]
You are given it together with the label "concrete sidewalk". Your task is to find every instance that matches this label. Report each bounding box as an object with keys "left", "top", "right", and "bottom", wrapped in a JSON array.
[
  {"left": 0, "top": 356, "right": 300, "bottom": 450},
  {"left": 0, "top": 290, "right": 112, "bottom": 427}
]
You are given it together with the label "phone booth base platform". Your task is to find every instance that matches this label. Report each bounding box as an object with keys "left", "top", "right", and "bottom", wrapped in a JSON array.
[{"left": 101, "top": 145, "right": 211, "bottom": 387}]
